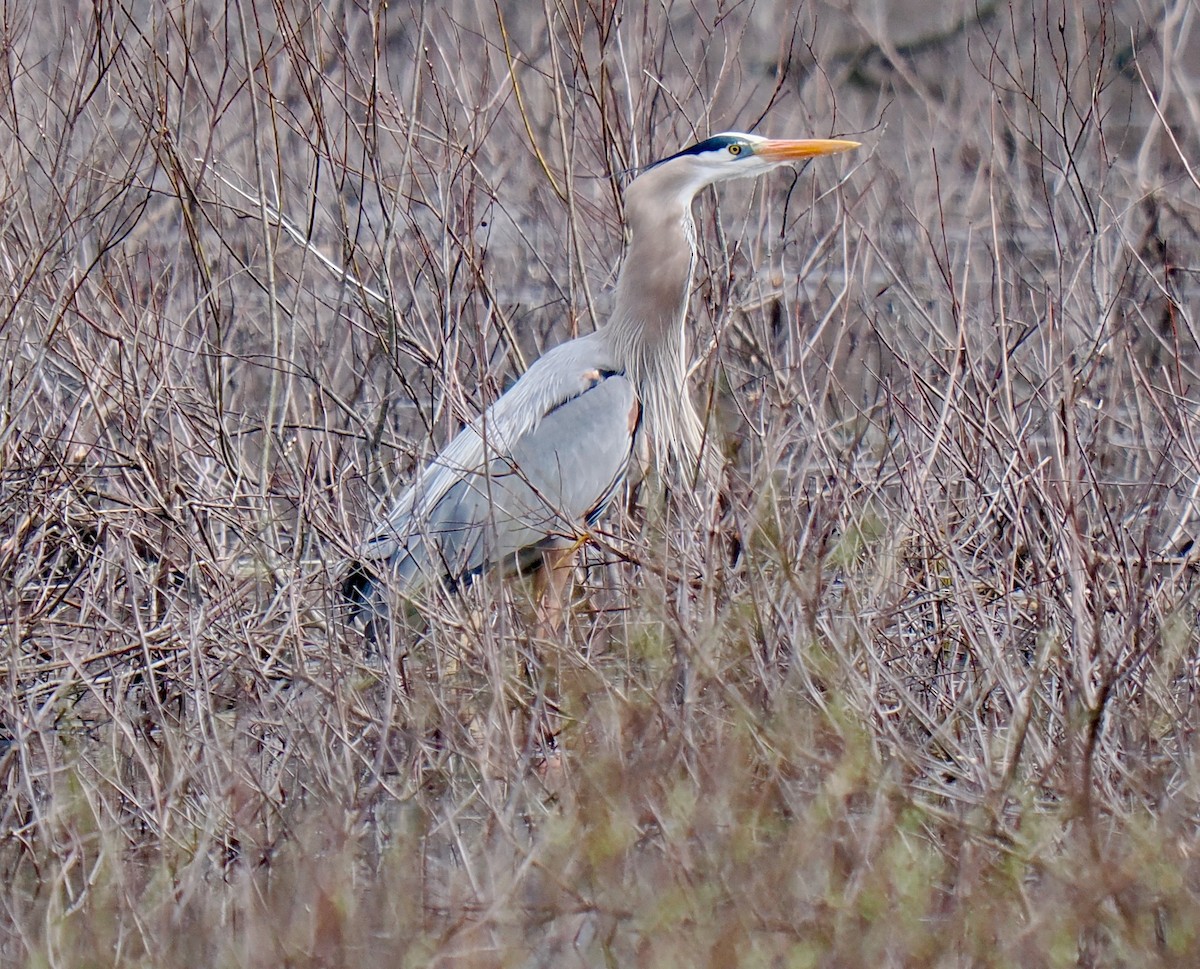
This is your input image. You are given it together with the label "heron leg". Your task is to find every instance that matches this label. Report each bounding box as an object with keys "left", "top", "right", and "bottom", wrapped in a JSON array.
[
  {"left": 523, "top": 544, "right": 580, "bottom": 750},
  {"left": 535, "top": 544, "right": 578, "bottom": 635}
]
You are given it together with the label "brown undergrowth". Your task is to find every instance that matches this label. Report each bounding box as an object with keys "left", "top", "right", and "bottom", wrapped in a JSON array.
[{"left": 2, "top": 0, "right": 1199, "bottom": 965}]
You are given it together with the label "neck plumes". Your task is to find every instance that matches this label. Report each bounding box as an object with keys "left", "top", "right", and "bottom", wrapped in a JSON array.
[{"left": 603, "top": 171, "right": 712, "bottom": 480}]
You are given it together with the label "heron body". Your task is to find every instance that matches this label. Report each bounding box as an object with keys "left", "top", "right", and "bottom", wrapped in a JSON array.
[{"left": 348, "top": 132, "right": 858, "bottom": 616}]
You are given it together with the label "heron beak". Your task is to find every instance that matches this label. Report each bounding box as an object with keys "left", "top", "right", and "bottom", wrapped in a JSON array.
[{"left": 755, "top": 138, "right": 861, "bottom": 162}]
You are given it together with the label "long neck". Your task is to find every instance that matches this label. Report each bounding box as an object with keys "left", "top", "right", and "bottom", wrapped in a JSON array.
[
  {"left": 602, "top": 172, "right": 712, "bottom": 477},
  {"left": 607, "top": 180, "right": 696, "bottom": 375}
]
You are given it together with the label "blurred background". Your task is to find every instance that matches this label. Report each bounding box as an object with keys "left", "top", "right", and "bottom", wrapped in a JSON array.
[{"left": 2, "top": 1, "right": 1199, "bottom": 964}]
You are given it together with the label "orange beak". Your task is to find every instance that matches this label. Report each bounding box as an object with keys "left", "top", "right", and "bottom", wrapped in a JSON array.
[{"left": 755, "top": 138, "right": 861, "bottom": 161}]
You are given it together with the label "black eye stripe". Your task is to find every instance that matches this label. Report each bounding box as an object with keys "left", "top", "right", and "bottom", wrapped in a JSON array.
[{"left": 649, "top": 135, "right": 747, "bottom": 170}]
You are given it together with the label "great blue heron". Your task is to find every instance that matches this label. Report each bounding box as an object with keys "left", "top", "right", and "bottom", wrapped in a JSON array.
[{"left": 347, "top": 131, "right": 859, "bottom": 622}]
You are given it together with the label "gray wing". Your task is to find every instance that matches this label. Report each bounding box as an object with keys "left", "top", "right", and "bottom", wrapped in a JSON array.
[{"left": 377, "top": 371, "right": 638, "bottom": 593}]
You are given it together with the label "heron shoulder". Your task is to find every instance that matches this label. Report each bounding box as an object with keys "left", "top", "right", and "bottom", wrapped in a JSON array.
[{"left": 364, "top": 331, "right": 626, "bottom": 552}]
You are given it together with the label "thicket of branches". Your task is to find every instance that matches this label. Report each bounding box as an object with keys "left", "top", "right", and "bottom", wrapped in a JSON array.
[{"left": 2, "top": 0, "right": 1199, "bottom": 964}]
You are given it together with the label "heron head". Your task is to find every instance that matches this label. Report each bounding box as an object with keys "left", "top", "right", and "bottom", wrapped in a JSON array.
[{"left": 645, "top": 131, "right": 859, "bottom": 196}]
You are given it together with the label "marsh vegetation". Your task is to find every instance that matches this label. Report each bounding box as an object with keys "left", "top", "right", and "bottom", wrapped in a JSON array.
[{"left": 2, "top": 0, "right": 1199, "bottom": 964}]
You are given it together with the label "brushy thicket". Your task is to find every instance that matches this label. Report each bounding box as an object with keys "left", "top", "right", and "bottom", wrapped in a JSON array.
[{"left": 2, "top": 0, "right": 1200, "bottom": 965}]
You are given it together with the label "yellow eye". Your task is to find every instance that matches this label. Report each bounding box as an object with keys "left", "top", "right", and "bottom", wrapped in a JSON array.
[{"left": 728, "top": 144, "right": 742, "bottom": 156}]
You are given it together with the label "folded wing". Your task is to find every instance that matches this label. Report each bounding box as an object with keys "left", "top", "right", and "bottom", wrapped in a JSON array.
[{"left": 349, "top": 365, "right": 638, "bottom": 609}]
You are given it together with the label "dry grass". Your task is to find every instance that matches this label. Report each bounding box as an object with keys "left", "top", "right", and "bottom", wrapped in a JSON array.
[{"left": 3, "top": 0, "right": 1200, "bottom": 965}]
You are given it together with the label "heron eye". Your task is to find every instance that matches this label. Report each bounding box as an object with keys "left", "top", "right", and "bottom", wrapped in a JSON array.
[{"left": 728, "top": 144, "right": 742, "bottom": 156}]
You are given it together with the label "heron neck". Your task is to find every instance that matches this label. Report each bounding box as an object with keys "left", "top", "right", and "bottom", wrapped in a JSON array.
[
  {"left": 601, "top": 181, "right": 709, "bottom": 473},
  {"left": 605, "top": 196, "right": 696, "bottom": 388}
]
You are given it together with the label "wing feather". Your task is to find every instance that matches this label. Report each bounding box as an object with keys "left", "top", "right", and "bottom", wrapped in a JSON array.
[{"left": 356, "top": 339, "right": 637, "bottom": 600}]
